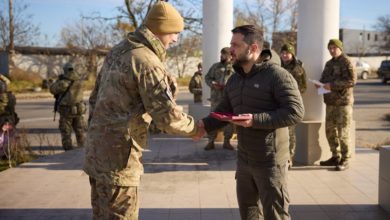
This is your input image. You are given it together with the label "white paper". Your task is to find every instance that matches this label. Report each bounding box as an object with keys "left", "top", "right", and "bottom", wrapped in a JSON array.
[{"left": 308, "top": 79, "right": 331, "bottom": 95}]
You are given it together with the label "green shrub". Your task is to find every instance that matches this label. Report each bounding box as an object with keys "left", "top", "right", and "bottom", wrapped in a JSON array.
[
  {"left": 176, "top": 76, "right": 191, "bottom": 87},
  {"left": 8, "top": 68, "right": 43, "bottom": 93}
]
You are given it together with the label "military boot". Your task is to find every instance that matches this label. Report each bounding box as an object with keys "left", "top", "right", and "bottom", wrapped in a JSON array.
[
  {"left": 319, "top": 156, "right": 340, "bottom": 166},
  {"left": 204, "top": 142, "right": 215, "bottom": 151},
  {"left": 63, "top": 145, "right": 74, "bottom": 151},
  {"left": 335, "top": 158, "right": 349, "bottom": 171},
  {"left": 222, "top": 140, "right": 235, "bottom": 150}
]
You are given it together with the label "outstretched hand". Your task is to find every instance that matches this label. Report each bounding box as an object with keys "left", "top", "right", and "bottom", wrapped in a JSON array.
[{"left": 192, "top": 120, "right": 206, "bottom": 141}]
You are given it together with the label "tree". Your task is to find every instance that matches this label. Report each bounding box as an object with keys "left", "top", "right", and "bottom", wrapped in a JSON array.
[
  {"left": 115, "top": 0, "right": 202, "bottom": 36},
  {"left": 374, "top": 14, "right": 390, "bottom": 51},
  {"left": 168, "top": 34, "right": 201, "bottom": 78},
  {"left": 59, "top": 16, "right": 117, "bottom": 79},
  {"left": 234, "top": 0, "right": 297, "bottom": 44},
  {"left": 0, "top": 0, "right": 40, "bottom": 50}
]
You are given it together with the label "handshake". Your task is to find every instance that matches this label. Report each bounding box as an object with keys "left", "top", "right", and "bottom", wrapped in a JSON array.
[
  {"left": 192, "top": 120, "right": 206, "bottom": 141},
  {"left": 191, "top": 113, "right": 253, "bottom": 141}
]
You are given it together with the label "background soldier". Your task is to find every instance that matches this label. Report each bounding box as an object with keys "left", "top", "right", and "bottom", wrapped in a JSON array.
[
  {"left": 318, "top": 39, "right": 356, "bottom": 171},
  {"left": 84, "top": 1, "right": 201, "bottom": 219},
  {"left": 50, "top": 62, "right": 86, "bottom": 151},
  {"left": 280, "top": 43, "right": 307, "bottom": 167},
  {"left": 204, "top": 47, "right": 235, "bottom": 150},
  {"left": 188, "top": 62, "right": 203, "bottom": 103},
  {"left": 0, "top": 74, "right": 19, "bottom": 127}
]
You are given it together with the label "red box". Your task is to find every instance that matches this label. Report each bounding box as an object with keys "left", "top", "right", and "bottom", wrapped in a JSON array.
[{"left": 210, "top": 112, "right": 252, "bottom": 121}]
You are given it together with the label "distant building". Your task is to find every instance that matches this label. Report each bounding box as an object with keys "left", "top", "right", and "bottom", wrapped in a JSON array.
[
  {"left": 272, "top": 28, "right": 390, "bottom": 57},
  {"left": 339, "top": 28, "right": 390, "bottom": 56}
]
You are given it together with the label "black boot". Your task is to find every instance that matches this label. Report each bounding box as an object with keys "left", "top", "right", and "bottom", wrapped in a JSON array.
[
  {"left": 204, "top": 142, "right": 215, "bottom": 151},
  {"left": 319, "top": 156, "right": 340, "bottom": 166},
  {"left": 222, "top": 140, "right": 234, "bottom": 150}
]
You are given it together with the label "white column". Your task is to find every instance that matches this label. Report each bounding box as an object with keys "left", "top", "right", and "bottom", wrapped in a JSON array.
[
  {"left": 294, "top": 0, "right": 352, "bottom": 165},
  {"left": 202, "top": 0, "right": 233, "bottom": 104},
  {"left": 297, "top": 0, "right": 340, "bottom": 121}
]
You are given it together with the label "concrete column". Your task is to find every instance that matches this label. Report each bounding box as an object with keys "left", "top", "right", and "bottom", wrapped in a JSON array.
[
  {"left": 201, "top": 0, "right": 233, "bottom": 105},
  {"left": 297, "top": 0, "right": 339, "bottom": 121},
  {"left": 190, "top": 0, "right": 233, "bottom": 121},
  {"left": 294, "top": 0, "right": 352, "bottom": 165}
]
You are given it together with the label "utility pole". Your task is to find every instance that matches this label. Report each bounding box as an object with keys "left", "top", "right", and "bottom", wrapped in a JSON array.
[{"left": 8, "top": 0, "right": 15, "bottom": 74}]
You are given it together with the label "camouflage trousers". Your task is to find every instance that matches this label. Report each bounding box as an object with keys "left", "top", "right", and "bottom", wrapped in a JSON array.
[
  {"left": 236, "top": 159, "right": 290, "bottom": 220},
  {"left": 89, "top": 177, "right": 139, "bottom": 220},
  {"left": 193, "top": 94, "right": 202, "bottom": 103},
  {"left": 288, "top": 125, "right": 296, "bottom": 158},
  {"left": 59, "top": 113, "right": 86, "bottom": 151},
  {"left": 325, "top": 105, "right": 353, "bottom": 159}
]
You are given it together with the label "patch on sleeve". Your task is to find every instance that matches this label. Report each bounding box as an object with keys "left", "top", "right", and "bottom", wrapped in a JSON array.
[{"left": 165, "top": 87, "right": 174, "bottom": 102}]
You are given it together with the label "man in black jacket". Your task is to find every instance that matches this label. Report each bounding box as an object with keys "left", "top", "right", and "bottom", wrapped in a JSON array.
[{"left": 195, "top": 25, "right": 304, "bottom": 220}]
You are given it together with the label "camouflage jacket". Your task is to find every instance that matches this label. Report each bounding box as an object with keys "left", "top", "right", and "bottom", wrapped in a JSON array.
[
  {"left": 188, "top": 71, "right": 202, "bottom": 95},
  {"left": 84, "top": 25, "right": 198, "bottom": 186},
  {"left": 320, "top": 54, "right": 356, "bottom": 106},
  {"left": 205, "top": 62, "right": 234, "bottom": 104},
  {"left": 282, "top": 58, "right": 307, "bottom": 94},
  {"left": 49, "top": 76, "right": 84, "bottom": 106}
]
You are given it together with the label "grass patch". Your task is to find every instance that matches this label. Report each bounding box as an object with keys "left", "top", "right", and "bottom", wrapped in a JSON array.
[
  {"left": 0, "top": 128, "right": 37, "bottom": 171},
  {"left": 8, "top": 68, "right": 43, "bottom": 93},
  {"left": 176, "top": 76, "right": 191, "bottom": 87}
]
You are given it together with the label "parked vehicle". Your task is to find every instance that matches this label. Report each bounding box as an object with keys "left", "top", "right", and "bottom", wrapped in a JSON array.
[
  {"left": 378, "top": 60, "right": 390, "bottom": 84},
  {"left": 355, "top": 61, "right": 370, "bottom": 80}
]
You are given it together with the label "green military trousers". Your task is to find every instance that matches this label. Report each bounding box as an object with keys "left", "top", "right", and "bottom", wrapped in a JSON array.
[
  {"left": 236, "top": 159, "right": 290, "bottom": 220},
  {"left": 89, "top": 177, "right": 139, "bottom": 220}
]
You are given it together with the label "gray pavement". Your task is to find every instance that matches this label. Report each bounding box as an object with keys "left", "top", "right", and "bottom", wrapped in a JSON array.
[{"left": 0, "top": 136, "right": 389, "bottom": 220}]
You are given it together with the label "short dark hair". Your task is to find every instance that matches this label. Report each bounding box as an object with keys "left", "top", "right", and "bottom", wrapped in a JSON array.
[{"left": 231, "top": 25, "right": 263, "bottom": 47}]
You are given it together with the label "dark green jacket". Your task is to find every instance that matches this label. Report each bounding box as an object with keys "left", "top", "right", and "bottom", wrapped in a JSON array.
[{"left": 203, "top": 62, "right": 304, "bottom": 166}]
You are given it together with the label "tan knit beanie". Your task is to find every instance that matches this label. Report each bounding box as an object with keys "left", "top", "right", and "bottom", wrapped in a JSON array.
[{"left": 144, "top": 1, "right": 184, "bottom": 34}]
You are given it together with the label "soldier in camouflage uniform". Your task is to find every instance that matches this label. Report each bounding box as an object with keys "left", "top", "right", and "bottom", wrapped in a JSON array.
[
  {"left": 204, "top": 47, "right": 235, "bottom": 150},
  {"left": 318, "top": 39, "right": 356, "bottom": 171},
  {"left": 280, "top": 43, "right": 307, "bottom": 167},
  {"left": 0, "top": 74, "right": 18, "bottom": 127},
  {"left": 188, "top": 62, "right": 203, "bottom": 103},
  {"left": 84, "top": 1, "right": 199, "bottom": 219},
  {"left": 50, "top": 63, "right": 86, "bottom": 151}
]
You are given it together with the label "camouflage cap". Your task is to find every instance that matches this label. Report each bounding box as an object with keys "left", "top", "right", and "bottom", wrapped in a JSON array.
[
  {"left": 328, "top": 39, "right": 343, "bottom": 51},
  {"left": 281, "top": 43, "right": 295, "bottom": 56}
]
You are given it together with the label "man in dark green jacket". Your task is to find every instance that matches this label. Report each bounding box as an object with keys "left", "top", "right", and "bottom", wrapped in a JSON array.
[{"left": 196, "top": 25, "right": 304, "bottom": 220}]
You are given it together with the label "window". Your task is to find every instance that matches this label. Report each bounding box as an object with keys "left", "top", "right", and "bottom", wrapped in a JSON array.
[
  {"left": 375, "top": 34, "right": 378, "bottom": 41},
  {"left": 367, "top": 33, "right": 370, "bottom": 41}
]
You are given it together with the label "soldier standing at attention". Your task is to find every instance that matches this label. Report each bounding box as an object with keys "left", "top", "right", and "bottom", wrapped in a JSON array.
[
  {"left": 280, "top": 43, "right": 307, "bottom": 167},
  {"left": 204, "top": 47, "right": 235, "bottom": 151},
  {"left": 50, "top": 62, "right": 86, "bottom": 151},
  {"left": 318, "top": 39, "right": 356, "bottom": 171},
  {"left": 84, "top": 1, "right": 201, "bottom": 219},
  {"left": 188, "top": 62, "right": 203, "bottom": 103}
]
